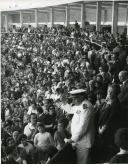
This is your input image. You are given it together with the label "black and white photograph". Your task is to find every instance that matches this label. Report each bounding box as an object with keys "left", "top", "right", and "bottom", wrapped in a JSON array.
[{"left": 1, "top": 0, "right": 128, "bottom": 163}]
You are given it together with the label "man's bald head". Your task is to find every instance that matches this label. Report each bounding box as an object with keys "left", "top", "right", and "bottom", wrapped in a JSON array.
[{"left": 119, "top": 71, "right": 128, "bottom": 83}]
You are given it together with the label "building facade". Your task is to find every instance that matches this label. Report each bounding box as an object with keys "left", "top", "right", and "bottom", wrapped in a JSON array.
[{"left": 1, "top": 1, "right": 128, "bottom": 36}]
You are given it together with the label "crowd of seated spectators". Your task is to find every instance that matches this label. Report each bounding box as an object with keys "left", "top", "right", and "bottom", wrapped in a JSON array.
[{"left": 1, "top": 22, "right": 128, "bottom": 164}]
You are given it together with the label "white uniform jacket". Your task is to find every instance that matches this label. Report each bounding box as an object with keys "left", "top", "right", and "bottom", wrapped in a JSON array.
[{"left": 71, "top": 100, "right": 95, "bottom": 148}]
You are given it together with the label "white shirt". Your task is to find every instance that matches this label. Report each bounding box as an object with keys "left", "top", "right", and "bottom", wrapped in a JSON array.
[
  {"left": 34, "top": 132, "right": 54, "bottom": 149},
  {"left": 24, "top": 123, "right": 37, "bottom": 138}
]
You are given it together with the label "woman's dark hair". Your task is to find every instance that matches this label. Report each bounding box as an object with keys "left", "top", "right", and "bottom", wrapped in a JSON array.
[
  {"left": 58, "top": 117, "right": 69, "bottom": 128},
  {"left": 88, "top": 93, "right": 97, "bottom": 105},
  {"left": 115, "top": 128, "right": 128, "bottom": 150},
  {"left": 17, "top": 134, "right": 27, "bottom": 143},
  {"left": 37, "top": 122, "right": 45, "bottom": 129},
  {"left": 37, "top": 106, "right": 43, "bottom": 114}
]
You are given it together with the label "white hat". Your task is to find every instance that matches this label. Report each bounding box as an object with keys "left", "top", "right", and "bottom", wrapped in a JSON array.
[{"left": 69, "top": 89, "right": 86, "bottom": 95}]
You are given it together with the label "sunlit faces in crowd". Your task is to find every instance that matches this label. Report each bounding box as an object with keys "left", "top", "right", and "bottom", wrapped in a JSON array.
[
  {"left": 12, "top": 131, "right": 19, "bottom": 143},
  {"left": 30, "top": 113, "right": 37, "bottom": 125},
  {"left": 37, "top": 123, "right": 45, "bottom": 133}
]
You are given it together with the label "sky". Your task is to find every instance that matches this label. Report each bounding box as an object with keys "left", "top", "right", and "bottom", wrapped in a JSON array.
[{"left": 0, "top": 0, "right": 127, "bottom": 11}]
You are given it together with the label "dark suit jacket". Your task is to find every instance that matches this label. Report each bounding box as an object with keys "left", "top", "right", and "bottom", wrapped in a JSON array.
[
  {"left": 113, "top": 45, "right": 127, "bottom": 70},
  {"left": 47, "top": 143, "right": 76, "bottom": 164},
  {"left": 118, "top": 79, "right": 128, "bottom": 105},
  {"left": 118, "top": 79, "right": 128, "bottom": 128},
  {"left": 98, "top": 98, "right": 121, "bottom": 145},
  {"left": 37, "top": 113, "right": 45, "bottom": 124},
  {"left": 110, "top": 154, "right": 128, "bottom": 164}
]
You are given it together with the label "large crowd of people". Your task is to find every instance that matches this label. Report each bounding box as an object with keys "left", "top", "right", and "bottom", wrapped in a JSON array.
[{"left": 1, "top": 22, "right": 128, "bottom": 164}]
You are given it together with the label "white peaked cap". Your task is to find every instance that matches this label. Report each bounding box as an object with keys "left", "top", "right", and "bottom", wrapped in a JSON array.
[{"left": 69, "top": 89, "right": 86, "bottom": 95}]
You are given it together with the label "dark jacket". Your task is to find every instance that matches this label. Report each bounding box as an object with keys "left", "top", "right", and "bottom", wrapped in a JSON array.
[
  {"left": 118, "top": 79, "right": 128, "bottom": 106},
  {"left": 118, "top": 79, "right": 128, "bottom": 128},
  {"left": 98, "top": 98, "right": 121, "bottom": 145},
  {"left": 47, "top": 143, "right": 76, "bottom": 164},
  {"left": 110, "top": 154, "right": 128, "bottom": 164}
]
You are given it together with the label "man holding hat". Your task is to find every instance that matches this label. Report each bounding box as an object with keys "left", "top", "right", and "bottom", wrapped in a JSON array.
[{"left": 64, "top": 89, "right": 95, "bottom": 164}]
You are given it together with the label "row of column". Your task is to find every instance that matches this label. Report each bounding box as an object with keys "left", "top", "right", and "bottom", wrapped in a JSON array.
[
  {"left": 126, "top": 6, "right": 128, "bottom": 36},
  {"left": 4, "top": 2, "right": 127, "bottom": 36}
]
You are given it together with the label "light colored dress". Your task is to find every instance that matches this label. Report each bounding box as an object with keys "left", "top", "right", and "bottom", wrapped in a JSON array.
[{"left": 34, "top": 132, "right": 54, "bottom": 150}]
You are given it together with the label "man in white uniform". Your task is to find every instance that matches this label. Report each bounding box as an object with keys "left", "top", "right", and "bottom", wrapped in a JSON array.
[{"left": 65, "top": 89, "right": 95, "bottom": 164}]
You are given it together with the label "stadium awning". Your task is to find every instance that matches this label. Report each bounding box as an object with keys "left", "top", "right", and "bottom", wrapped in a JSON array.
[{"left": 0, "top": 0, "right": 126, "bottom": 12}]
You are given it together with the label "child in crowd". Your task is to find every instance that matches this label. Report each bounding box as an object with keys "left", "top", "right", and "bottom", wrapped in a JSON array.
[
  {"left": 34, "top": 122, "right": 55, "bottom": 163},
  {"left": 34, "top": 123, "right": 54, "bottom": 150},
  {"left": 54, "top": 117, "right": 71, "bottom": 150}
]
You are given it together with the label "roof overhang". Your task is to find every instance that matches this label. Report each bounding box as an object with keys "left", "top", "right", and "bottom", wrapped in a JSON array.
[{"left": 1, "top": 0, "right": 127, "bottom": 12}]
